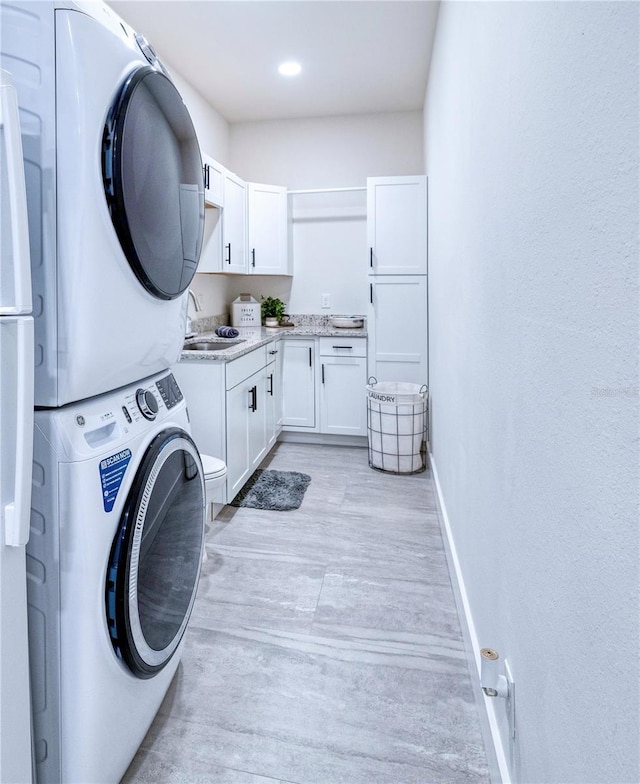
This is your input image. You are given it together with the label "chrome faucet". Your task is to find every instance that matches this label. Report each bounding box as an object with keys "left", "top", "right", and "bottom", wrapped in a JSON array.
[
  {"left": 187, "top": 288, "right": 202, "bottom": 313},
  {"left": 185, "top": 288, "right": 202, "bottom": 337}
]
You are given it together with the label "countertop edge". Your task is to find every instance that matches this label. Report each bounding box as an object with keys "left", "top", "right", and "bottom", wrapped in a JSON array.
[{"left": 179, "top": 326, "right": 368, "bottom": 362}]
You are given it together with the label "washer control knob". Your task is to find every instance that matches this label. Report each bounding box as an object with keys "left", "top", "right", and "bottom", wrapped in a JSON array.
[{"left": 136, "top": 388, "right": 158, "bottom": 420}]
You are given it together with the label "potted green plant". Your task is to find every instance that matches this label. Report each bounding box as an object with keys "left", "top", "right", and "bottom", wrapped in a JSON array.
[{"left": 261, "top": 296, "right": 286, "bottom": 327}]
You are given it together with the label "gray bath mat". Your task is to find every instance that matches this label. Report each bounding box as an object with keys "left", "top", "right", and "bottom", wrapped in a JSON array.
[{"left": 230, "top": 469, "right": 311, "bottom": 511}]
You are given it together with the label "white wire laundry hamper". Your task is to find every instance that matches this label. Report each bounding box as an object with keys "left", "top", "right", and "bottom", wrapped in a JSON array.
[{"left": 366, "top": 378, "right": 428, "bottom": 474}]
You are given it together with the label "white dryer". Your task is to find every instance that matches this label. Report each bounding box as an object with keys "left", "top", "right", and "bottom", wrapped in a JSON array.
[
  {"left": 0, "top": 1, "right": 204, "bottom": 406},
  {"left": 27, "top": 370, "right": 206, "bottom": 784}
]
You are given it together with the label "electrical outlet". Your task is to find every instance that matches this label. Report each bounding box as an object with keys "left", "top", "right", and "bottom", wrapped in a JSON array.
[{"left": 321, "top": 293, "right": 330, "bottom": 309}]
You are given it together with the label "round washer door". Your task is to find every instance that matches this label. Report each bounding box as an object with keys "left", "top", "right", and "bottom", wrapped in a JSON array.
[
  {"left": 106, "top": 428, "right": 205, "bottom": 678},
  {"left": 102, "top": 66, "right": 204, "bottom": 300}
]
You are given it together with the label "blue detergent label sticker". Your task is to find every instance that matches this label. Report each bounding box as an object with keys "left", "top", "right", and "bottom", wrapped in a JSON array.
[{"left": 99, "top": 448, "right": 132, "bottom": 512}]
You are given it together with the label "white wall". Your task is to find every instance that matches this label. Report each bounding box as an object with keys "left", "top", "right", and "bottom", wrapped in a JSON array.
[
  {"left": 164, "top": 58, "right": 234, "bottom": 320},
  {"left": 168, "top": 62, "right": 229, "bottom": 163},
  {"left": 228, "top": 112, "right": 423, "bottom": 314},
  {"left": 424, "top": 3, "right": 639, "bottom": 783},
  {"left": 229, "top": 111, "right": 423, "bottom": 188}
]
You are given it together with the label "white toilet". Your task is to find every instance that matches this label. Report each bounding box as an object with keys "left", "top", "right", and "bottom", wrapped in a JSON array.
[{"left": 201, "top": 454, "right": 227, "bottom": 521}]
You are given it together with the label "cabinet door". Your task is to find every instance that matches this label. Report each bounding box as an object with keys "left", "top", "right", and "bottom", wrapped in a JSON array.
[
  {"left": 282, "top": 339, "right": 316, "bottom": 429},
  {"left": 264, "top": 358, "right": 277, "bottom": 450},
  {"left": 222, "top": 170, "right": 247, "bottom": 274},
  {"left": 226, "top": 377, "right": 252, "bottom": 500},
  {"left": 265, "top": 343, "right": 283, "bottom": 448},
  {"left": 227, "top": 368, "right": 269, "bottom": 499},
  {"left": 248, "top": 183, "right": 289, "bottom": 275},
  {"left": 197, "top": 205, "right": 223, "bottom": 273},
  {"left": 274, "top": 343, "right": 284, "bottom": 428},
  {"left": 368, "top": 276, "right": 428, "bottom": 385},
  {"left": 367, "top": 176, "right": 427, "bottom": 275},
  {"left": 248, "top": 369, "right": 267, "bottom": 473},
  {"left": 320, "top": 355, "right": 367, "bottom": 436},
  {"left": 203, "top": 154, "right": 224, "bottom": 207}
]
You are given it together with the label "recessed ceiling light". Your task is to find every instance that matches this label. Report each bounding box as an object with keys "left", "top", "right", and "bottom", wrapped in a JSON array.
[{"left": 278, "top": 61, "right": 301, "bottom": 77}]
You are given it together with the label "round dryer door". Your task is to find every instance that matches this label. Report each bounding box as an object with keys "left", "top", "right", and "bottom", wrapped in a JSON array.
[
  {"left": 106, "top": 428, "right": 205, "bottom": 678},
  {"left": 102, "top": 67, "right": 204, "bottom": 300}
]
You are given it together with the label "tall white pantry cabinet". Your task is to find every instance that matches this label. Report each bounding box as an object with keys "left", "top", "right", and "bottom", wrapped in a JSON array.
[{"left": 366, "top": 175, "right": 428, "bottom": 385}]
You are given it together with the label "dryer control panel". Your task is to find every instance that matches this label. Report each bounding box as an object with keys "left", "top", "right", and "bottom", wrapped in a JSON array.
[{"left": 155, "top": 373, "right": 183, "bottom": 410}]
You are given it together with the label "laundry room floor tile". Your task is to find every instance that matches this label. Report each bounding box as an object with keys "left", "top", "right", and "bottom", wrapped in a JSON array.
[
  {"left": 122, "top": 443, "right": 493, "bottom": 784},
  {"left": 310, "top": 566, "right": 463, "bottom": 643},
  {"left": 134, "top": 624, "right": 488, "bottom": 784},
  {"left": 191, "top": 547, "right": 325, "bottom": 633}
]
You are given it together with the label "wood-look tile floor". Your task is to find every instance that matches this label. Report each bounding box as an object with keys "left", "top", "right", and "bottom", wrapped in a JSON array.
[{"left": 122, "top": 443, "right": 490, "bottom": 784}]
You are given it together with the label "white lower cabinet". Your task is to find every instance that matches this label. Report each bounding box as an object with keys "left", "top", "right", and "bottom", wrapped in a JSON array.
[
  {"left": 283, "top": 337, "right": 367, "bottom": 437},
  {"left": 174, "top": 343, "right": 280, "bottom": 504},
  {"left": 319, "top": 339, "right": 367, "bottom": 437},
  {"left": 282, "top": 339, "right": 316, "bottom": 429}
]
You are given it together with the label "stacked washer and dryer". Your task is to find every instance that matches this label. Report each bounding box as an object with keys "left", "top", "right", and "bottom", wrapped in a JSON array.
[{"left": 1, "top": 2, "right": 219, "bottom": 781}]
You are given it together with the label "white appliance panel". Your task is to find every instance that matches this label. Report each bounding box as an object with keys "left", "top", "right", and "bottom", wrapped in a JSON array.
[
  {"left": 0, "top": 68, "right": 33, "bottom": 784},
  {"left": 1, "top": 2, "right": 202, "bottom": 407},
  {"left": 27, "top": 370, "right": 205, "bottom": 784},
  {"left": 53, "top": 8, "right": 186, "bottom": 406}
]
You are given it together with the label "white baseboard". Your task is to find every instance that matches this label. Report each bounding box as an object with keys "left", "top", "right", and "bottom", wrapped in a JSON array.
[
  {"left": 429, "top": 450, "right": 512, "bottom": 784},
  {"left": 278, "top": 431, "right": 368, "bottom": 448}
]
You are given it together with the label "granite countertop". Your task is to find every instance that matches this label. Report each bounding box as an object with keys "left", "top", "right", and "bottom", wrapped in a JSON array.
[{"left": 180, "top": 323, "right": 367, "bottom": 362}]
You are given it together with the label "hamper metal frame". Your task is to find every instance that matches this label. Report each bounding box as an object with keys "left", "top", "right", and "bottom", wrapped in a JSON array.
[{"left": 366, "top": 378, "right": 428, "bottom": 474}]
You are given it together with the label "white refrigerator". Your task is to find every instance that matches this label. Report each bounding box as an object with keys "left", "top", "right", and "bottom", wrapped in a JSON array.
[{"left": 0, "top": 68, "right": 34, "bottom": 783}]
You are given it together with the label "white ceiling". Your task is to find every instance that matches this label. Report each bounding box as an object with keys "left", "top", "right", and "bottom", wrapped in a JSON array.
[{"left": 108, "top": 1, "right": 440, "bottom": 123}]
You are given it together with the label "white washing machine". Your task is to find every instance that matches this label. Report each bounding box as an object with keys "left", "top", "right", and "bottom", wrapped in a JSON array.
[
  {"left": 0, "top": 1, "right": 204, "bottom": 407},
  {"left": 27, "top": 369, "right": 206, "bottom": 784}
]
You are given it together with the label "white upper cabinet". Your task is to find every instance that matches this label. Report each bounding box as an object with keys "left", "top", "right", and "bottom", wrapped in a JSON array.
[
  {"left": 202, "top": 154, "right": 224, "bottom": 207},
  {"left": 197, "top": 158, "right": 289, "bottom": 275},
  {"left": 367, "top": 175, "right": 427, "bottom": 275},
  {"left": 222, "top": 169, "right": 248, "bottom": 274},
  {"left": 247, "top": 182, "right": 289, "bottom": 275}
]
